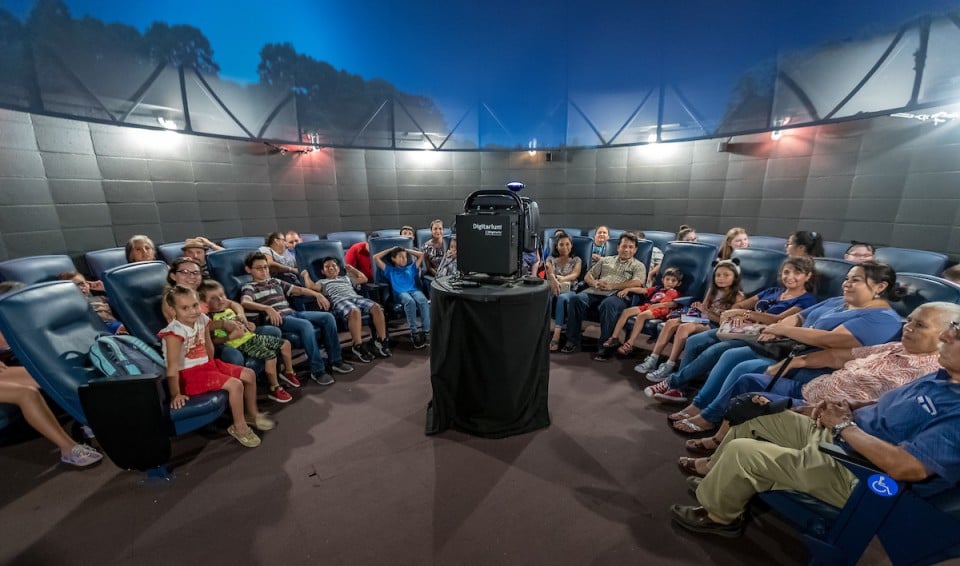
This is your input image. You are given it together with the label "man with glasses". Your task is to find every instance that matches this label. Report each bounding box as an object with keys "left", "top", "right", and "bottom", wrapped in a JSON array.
[
  {"left": 843, "top": 241, "right": 876, "bottom": 264},
  {"left": 670, "top": 303, "right": 960, "bottom": 538}
]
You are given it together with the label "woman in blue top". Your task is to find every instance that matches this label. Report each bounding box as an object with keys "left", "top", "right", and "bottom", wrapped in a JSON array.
[
  {"left": 672, "top": 261, "right": 903, "bottom": 434},
  {"left": 646, "top": 256, "right": 818, "bottom": 399}
]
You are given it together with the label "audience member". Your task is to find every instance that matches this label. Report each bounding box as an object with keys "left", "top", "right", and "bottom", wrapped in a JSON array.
[
  {"left": 421, "top": 219, "right": 446, "bottom": 277},
  {"left": 602, "top": 267, "right": 684, "bottom": 359},
  {"left": 647, "top": 224, "right": 697, "bottom": 283},
  {"left": 560, "top": 232, "right": 645, "bottom": 354},
  {"left": 181, "top": 237, "right": 223, "bottom": 278},
  {"left": 786, "top": 230, "right": 824, "bottom": 257},
  {"left": 159, "top": 285, "right": 272, "bottom": 448},
  {"left": 590, "top": 226, "right": 610, "bottom": 267},
  {"left": 546, "top": 231, "right": 584, "bottom": 352},
  {"left": 671, "top": 322, "right": 960, "bottom": 537},
  {"left": 400, "top": 225, "right": 416, "bottom": 239},
  {"left": 57, "top": 271, "right": 122, "bottom": 333},
  {"left": 125, "top": 234, "right": 156, "bottom": 263},
  {"left": 373, "top": 245, "right": 431, "bottom": 349},
  {"left": 435, "top": 236, "right": 459, "bottom": 278},
  {"left": 260, "top": 232, "right": 301, "bottom": 284},
  {"left": 198, "top": 280, "right": 299, "bottom": 404},
  {"left": 240, "top": 252, "right": 353, "bottom": 384},
  {"left": 345, "top": 241, "right": 374, "bottom": 280},
  {"left": 285, "top": 231, "right": 302, "bottom": 255},
  {"left": 717, "top": 227, "right": 749, "bottom": 260},
  {"left": 843, "top": 241, "right": 875, "bottom": 264}
]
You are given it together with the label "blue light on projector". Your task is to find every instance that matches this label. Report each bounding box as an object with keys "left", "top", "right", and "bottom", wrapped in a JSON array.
[{"left": 506, "top": 181, "right": 525, "bottom": 192}]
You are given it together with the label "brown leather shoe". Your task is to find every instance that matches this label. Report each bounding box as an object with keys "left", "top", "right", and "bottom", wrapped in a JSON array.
[{"left": 670, "top": 505, "right": 744, "bottom": 538}]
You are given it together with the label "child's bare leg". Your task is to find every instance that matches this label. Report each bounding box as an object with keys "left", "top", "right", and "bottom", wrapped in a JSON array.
[
  {"left": 611, "top": 307, "right": 640, "bottom": 341},
  {"left": 222, "top": 378, "right": 248, "bottom": 431},
  {"left": 651, "top": 317, "right": 679, "bottom": 355},
  {"left": 625, "top": 311, "right": 654, "bottom": 345},
  {"left": 371, "top": 304, "right": 387, "bottom": 341},
  {"left": 238, "top": 368, "right": 259, "bottom": 417},
  {"left": 279, "top": 339, "right": 294, "bottom": 373},
  {"left": 668, "top": 323, "right": 699, "bottom": 361},
  {"left": 348, "top": 308, "right": 363, "bottom": 345},
  {"left": 264, "top": 358, "right": 279, "bottom": 388},
  {"left": 0, "top": 380, "right": 76, "bottom": 453}
]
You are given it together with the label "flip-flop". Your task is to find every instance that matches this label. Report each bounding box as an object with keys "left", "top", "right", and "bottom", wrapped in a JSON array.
[
  {"left": 686, "top": 436, "right": 721, "bottom": 456},
  {"left": 668, "top": 410, "right": 694, "bottom": 422},
  {"left": 673, "top": 418, "right": 717, "bottom": 436},
  {"left": 677, "top": 456, "right": 710, "bottom": 477},
  {"left": 549, "top": 340, "right": 560, "bottom": 352}
]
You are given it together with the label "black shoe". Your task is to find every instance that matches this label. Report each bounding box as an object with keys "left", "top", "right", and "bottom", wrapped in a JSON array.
[
  {"left": 593, "top": 347, "right": 613, "bottom": 361},
  {"left": 350, "top": 344, "right": 372, "bottom": 363},
  {"left": 560, "top": 342, "right": 581, "bottom": 354},
  {"left": 670, "top": 505, "right": 744, "bottom": 538},
  {"left": 310, "top": 372, "right": 335, "bottom": 386},
  {"left": 412, "top": 332, "right": 427, "bottom": 349},
  {"left": 686, "top": 476, "right": 702, "bottom": 499},
  {"left": 330, "top": 361, "right": 354, "bottom": 374},
  {"left": 372, "top": 339, "right": 392, "bottom": 358}
]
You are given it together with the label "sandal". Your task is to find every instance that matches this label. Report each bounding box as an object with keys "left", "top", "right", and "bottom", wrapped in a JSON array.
[
  {"left": 617, "top": 341, "right": 634, "bottom": 356},
  {"left": 673, "top": 417, "right": 717, "bottom": 436},
  {"left": 677, "top": 456, "right": 710, "bottom": 477},
  {"left": 668, "top": 410, "right": 694, "bottom": 422},
  {"left": 686, "top": 436, "right": 721, "bottom": 456},
  {"left": 549, "top": 340, "right": 560, "bottom": 352}
]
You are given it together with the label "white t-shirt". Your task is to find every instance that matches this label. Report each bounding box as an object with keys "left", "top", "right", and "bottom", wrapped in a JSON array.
[{"left": 157, "top": 314, "right": 210, "bottom": 370}]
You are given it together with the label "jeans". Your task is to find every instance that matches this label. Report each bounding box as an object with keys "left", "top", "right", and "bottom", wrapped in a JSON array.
[
  {"left": 566, "top": 292, "right": 629, "bottom": 346},
  {"left": 688, "top": 345, "right": 771, "bottom": 414},
  {"left": 668, "top": 330, "right": 741, "bottom": 388},
  {"left": 398, "top": 290, "right": 430, "bottom": 333},
  {"left": 281, "top": 311, "right": 343, "bottom": 373},
  {"left": 553, "top": 291, "right": 576, "bottom": 327}
]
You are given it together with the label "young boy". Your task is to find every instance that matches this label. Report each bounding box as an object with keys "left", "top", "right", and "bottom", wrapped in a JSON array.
[
  {"left": 304, "top": 258, "right": 391, "bottom": 363},
  {"left": 373, "top": 246, "right": 431, "bottom": 349},
  {"left": 57, "top": 271, "right": 123, "bottom": 334},
  {"left": 240, "top": 252, "right": 353, "bottom": 385},
  {"left": 198, "top": 280, "right": 299, "bottom": 403}
]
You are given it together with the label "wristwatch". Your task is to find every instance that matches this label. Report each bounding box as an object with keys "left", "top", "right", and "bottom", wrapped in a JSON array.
[{"left": 832, "top": 420, "right": 857, "bottom": 439}]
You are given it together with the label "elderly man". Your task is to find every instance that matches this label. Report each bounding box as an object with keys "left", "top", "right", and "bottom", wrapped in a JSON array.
[
  {"left": 670, "top": 302, "right": 960, "bottom": 538},
  {"left": 181, "top": 236, "right": 223, "bottom": 278},
  {"left": 560, "top": 232, "right": 645, "bottom": 354}
]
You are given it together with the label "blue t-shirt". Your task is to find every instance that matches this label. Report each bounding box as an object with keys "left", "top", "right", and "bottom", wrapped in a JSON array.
[
  {"left": 754, "top": 287, "right": 817, "bottom": 316},
  {"left": 799, "top": 296, "right": 902, "bottom": 347},
  {"left": 383, "top": 262, "right": 419, "bottom": 296},
  {"left": 854, "top": 370, "right": 960, "bottom": 497}
]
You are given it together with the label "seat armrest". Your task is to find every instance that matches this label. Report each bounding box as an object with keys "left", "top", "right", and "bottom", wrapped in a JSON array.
[
  {"left": 819, "top": 441, "right": 879, "bottom": 472},
  {"left": 88, "top": 373, "right": 165, "bottom": 385},
  {"left": 674, "top": 296, "right": 694, "bottom": 307}
]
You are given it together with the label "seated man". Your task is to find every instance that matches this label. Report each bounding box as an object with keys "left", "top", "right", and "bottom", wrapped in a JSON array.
[
  {"left": 284, "top": 231, "right": 302, "bottom": 263},
  {"left": 670, "top": 315, "right": 960, "bottom": 538},
  {"left": 560, "top": 232, "right": 645, "bottom": 354},
  {"left": 181, "top": 236, "right": 223, "bottom": 278},
  {"left": 240, "top": 252, "right": 353, "bottom": 385}
]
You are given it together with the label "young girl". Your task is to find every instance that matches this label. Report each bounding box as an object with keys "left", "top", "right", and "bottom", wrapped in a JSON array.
[
  {"left": 373, "top": 246, "right": 431, "bottom": 349},
  {"left": 546, "top": 231, "right": 584, "bottom": 351},
  {"left": 717, "top": 227, "right": 749, "bottom": 260},
  {"left": 785, "top": 230, "right": 824, "bottom": 257},
  {"left": 435, "top": 236, "right": 459, "bottom": 278},
  {"left": 198, "top": 280, "right": 299, "bottom": 404},
  {"left": 158, "top": 285, "right": 273, "bottom": 448},
  {"left": 602, "top": 267, "right": 683, "bottom": 356},
  {"left": 636, "top": 259, "right": 744, "bottom": 380}
]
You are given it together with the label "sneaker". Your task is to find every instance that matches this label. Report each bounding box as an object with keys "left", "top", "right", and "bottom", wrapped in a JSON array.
[
  {"left": 412, "top": 332, "right": 427, "bottom": 350},
  {"left": 560, "top": 342, "right": 581, "bottom": 354},
  {"left": 268, "top": 385, "right": 292, "bottom": 404},
  {"left": 593, "top": 347, "right": 613, "bottom": 361},
  {"left": 643, "top": 380, "right": 672, "bottom": 398},
  {"left": 61, "top": 444, "right": 103, "bottom": 467},
  {"left": 227, "top": 424, "right": 261, "bottom": 448},
  {"left": 330, "top": 361, "right": 354, "bottom": 374},
  {"left": 372, "top": 338, "right": 392, "bottom": 358},
  {"left": 635, "top": 354, "right": 659, "bottom": 374},
  {"left": 423, "top": 332, "right": 431, "bottom": 347},
  {"left": 245, "top": 412, "right": 276, "bottom": 430},
  {"left": 280, "top": 372, "right": 302, "bottom": 389},
  {"left": 310, "top": 371, "right": 336, "bottom": 386},
  {"left": 647, "top": 361, "right": 676, "bottom": 383},
  {"left": 360, "top": 341, "right": 378, "bottom": 360},
  {"left": 350, "top": 344, "right": 373, "bottom": 363},
  {"left": 654, "top": 388, "right": 689, "bottom": 404}
]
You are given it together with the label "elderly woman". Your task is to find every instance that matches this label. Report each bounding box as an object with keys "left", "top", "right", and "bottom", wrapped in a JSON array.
[
  {"left": 680, "top": 301, "right": 956, "bottom": 464},
  {"left": 125, "top": 234, "right": 156, "bottom": 263},
  {"left": 672, "top": 261, "right": 903, "bottom": 434}
]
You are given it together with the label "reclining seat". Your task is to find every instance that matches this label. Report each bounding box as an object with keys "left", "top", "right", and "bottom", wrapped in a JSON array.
[
  {"left": 731, "top": 248, "right": 788, "bottom": 297},
  {"left": 813, "top": 258, "right": 855, "bottom": 302},
  {"left": 101, "top": 261, "right": 169, "bottom": 348},
  {"left": 891, "top": 273, "right": 960, "bottom": 319},
  {"left": 640, "top": 242, "right": 717, "bottom": 338},
  {"left": 0, "top": 254, "right": 77, "bottom": 284},
  {"left": 83, "top": 247, "right": 127, "bottom": 280},
  {"left": 0, "top": 281, "right": 227, "bottom": 438},
  {"left": 220, "top": 236, "right": 265, "bottom": 249},
  {"left": 325, "top": 231, "right": 368, "bottom": 250},
  {"left": 295, "top": 240, "right": 374, "bottom": 333},
  {"left": 874, "top": 247, "right": 948, "bottom": 277}
]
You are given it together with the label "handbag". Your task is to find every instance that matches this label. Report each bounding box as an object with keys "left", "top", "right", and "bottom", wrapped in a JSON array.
[
  {"left": 744, "top": 338, "right": 805, "bottom": 360},
  {"left": 724, "top": 345, "right": 799, "bottom": 425},
  {"left": 717, "top": 320, "right": 766, "bottom": 342}
]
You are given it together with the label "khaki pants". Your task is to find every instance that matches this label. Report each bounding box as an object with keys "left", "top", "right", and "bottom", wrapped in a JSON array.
[{"left": 696, "top": 411, "right": 858, "bottom": 523}]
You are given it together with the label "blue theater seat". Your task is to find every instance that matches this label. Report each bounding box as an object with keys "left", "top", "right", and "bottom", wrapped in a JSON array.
[
  {"left": 415, "top": 227, "right": 452, "bottom": 248},
  {"left": 206, "top": 249, "right": 257, "bottom": 303},
  {"left": 101, "top": 261, "right": 169, "bottom": 347},
  {"left": 84, "top": 247, "right": 127, "bottom": 279},
  {"left": 221, "top": 236, "right": 266, "bottom": 249},
  {"left": 542, "top": 227, "right": 584, "bottom": 246},
  {"left": 656, "top": 242, "right": 718, "bottom": 303},
  {"left": 640, "top": 230, "right": 675, "bottom": 252},
  {"left": 813, "top": 258, "right": 855, "bottom": 301},
  {"left": 822, "top": 241, "right": 850, "bottom": 260},
  {"left": 758, "top": 442, "right": 960, "bottom": 565},
  {"left": 0, "top": 255, "right": 76, "bottom": 284},
  {"left": 874, "top": 247, "right": 948, "bottom": 277},
  {"left": 696, "top": 232, "right": 724, "bottom": 250},
  {"left": 732, "top": 248, "right": 788, "bottom": 297},
  {"left": 373, "top": 229, "right": 402, "bottom": 239},
  {"left": 325, "top": 231, "right": 367, "bottom": 249},
  {"left": 157, "top": 241, "right": 186, "bottom": 264},
  {"left": 747, "top": 235, "right": 788, "bottom": 252},
  {"left": 892, "top": 273, "right": 960, "bottom": 318},
  {"left": 299, "top": 232, "right": 321, "bottom": 242}
]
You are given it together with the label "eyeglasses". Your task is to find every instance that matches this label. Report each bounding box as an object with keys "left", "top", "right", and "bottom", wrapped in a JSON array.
[
  {"left": 175, "top": 270, "right": 201, "bottom": 276},
  {"left": 846, "top": 253, "right": 874, "bottom": 259}
]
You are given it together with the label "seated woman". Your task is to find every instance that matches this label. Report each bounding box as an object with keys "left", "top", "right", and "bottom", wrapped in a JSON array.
[
  {"left": 646, "top": 256, "right": 818, "bottom": 401},
  {"left": 670, "top": 261, "right": 903, "bottom": 435},
  {"left": 681, "top": 301, "right": 954, "bottom": 461},
  {"left": 259, "top": 232, "right": 302, "bottom": 284},
  {"left": 545, "top": 231, "right": 583, "bottom": 352},
  {"left": 717, "top": 227, "right": 749, "bottom": 260},
  {"left": 635, "top": 260, "right": 743, "bottom": 378},
  {"left": 785, "top": 230, "right": 824, "bottom": 257},
  {"left": 125, "top": 234, "right": 156, "bottom": 263}
]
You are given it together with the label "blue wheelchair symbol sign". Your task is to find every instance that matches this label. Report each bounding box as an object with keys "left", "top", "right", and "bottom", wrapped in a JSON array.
[{"left": 868, "top": 474, "right": 899, "bottom": 497}]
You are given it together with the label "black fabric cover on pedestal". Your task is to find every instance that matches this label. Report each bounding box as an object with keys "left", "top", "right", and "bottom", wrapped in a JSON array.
[{"left": 426, "top": 278, "right": 551, "bottom": 438}]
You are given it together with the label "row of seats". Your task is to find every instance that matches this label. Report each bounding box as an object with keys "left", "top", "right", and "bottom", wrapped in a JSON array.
[{"left": 542, "top": 227, "right": 950, "bottom": 276}]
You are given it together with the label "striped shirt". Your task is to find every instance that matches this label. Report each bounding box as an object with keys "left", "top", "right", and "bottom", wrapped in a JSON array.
[
  {"left": 240, "top": 278, "right": 295, "bottom": 317},
  {"left": 801, "top": 342, "right": 942, "bottom": 405}
]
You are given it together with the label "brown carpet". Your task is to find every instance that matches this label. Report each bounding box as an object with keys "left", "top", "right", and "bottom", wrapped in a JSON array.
[{"left": 0, "top": 342, "right": 892, "bottom": 566}]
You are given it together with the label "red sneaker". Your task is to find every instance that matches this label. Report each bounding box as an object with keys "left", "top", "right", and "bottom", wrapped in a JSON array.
[
  {"left": 280, "top": 372, "right": 301, "bottom": 389},
  {"left": 643, "top": 380, "right": 671, "bottom": 398},
  {"left": 654, "top": 388, "right": 689, "bottom": 404},
  {"left": 268, "top": 385, "right": 293, "bottom": 404}
]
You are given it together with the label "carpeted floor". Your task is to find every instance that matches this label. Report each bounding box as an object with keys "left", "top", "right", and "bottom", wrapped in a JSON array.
[{"left": 0, "top": 339, "right": 892, "bottom": 566}]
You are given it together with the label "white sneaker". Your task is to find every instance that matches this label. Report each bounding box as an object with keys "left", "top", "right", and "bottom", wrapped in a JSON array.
[
  {"left": 634, "top": 354, "right": 659, "bottom": 374},
  {"left": 647, "top": 361, "right": 676, "bottom": 382}
]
